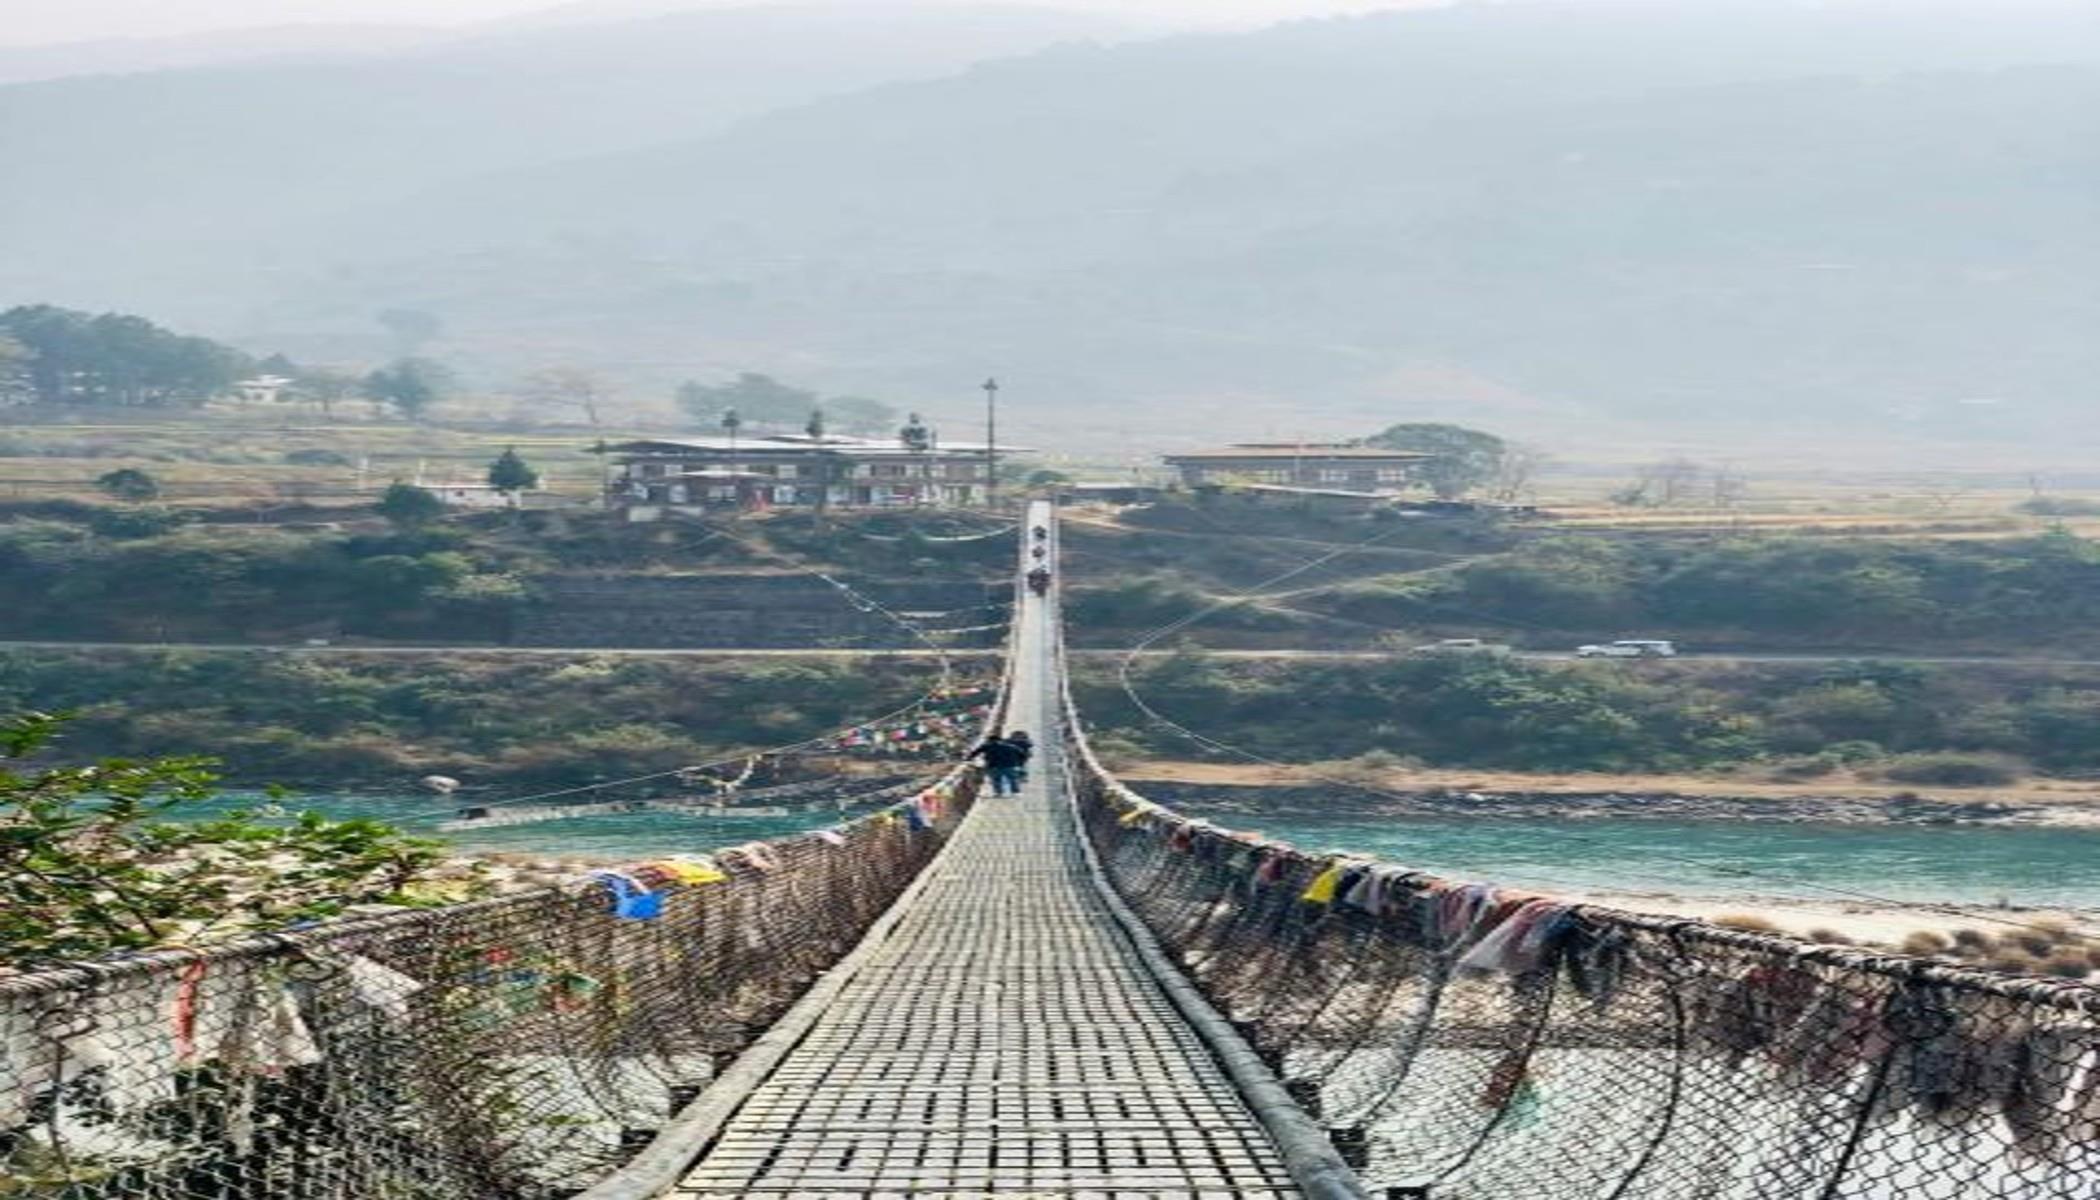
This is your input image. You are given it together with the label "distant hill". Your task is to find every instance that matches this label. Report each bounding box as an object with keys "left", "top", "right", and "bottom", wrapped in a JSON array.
[
  {"left": 0, "top": 24, "right": 441, "bottom": 85},
  {"left": 0, "top": 3, "right": 1125, "bottom": 319},
  {"left": 4, "top": 1, "right": 2095, "bottom": 461}
]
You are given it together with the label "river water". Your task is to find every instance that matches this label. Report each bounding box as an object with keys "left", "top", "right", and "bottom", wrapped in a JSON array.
[{"left": 225, "top": 792, "right": 2100, "bottom": 910}]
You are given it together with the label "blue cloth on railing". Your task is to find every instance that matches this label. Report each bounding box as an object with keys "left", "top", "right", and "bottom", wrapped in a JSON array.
[{"left": 589, "top": 870, "right": 664, "bottom": 920}]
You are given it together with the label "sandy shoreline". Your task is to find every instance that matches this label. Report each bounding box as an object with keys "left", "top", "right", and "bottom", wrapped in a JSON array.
[
  {"left": 1115, "top": 764, "right": 2100, "bottom": 828},
  {"left": 1560, "top": 886, "right": 2093, "bottom": 947}
]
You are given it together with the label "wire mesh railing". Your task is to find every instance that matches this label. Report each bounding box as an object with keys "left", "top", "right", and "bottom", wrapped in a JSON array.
[
  {"left": 0, "top": 775, "right": 978, "bottom": 1199},
  {"left": 1063, "top": 725, "right": 2100, "bottom": 1198}
]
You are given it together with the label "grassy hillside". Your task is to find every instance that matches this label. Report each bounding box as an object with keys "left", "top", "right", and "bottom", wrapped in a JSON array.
[
  {"left": 1077, "top": 653, "right": 2100, "bottom": 782},
  {"left": 0, "top": 499, "right": 1015, "bottom": 643},
  {"left": 1062, "top": 498, "right": 2100, "bottom": 655},
  {"left": 0, "top": 648, "right": 949, "bottom": 789}
]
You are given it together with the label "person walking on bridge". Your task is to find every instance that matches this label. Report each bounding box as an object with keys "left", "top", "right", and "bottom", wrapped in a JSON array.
[
  {"left": 1006, "top": 730, "right": 1034, "bottom": 784},
  {"left": 970, "top": 733, "right": 1029, "bottom": 797}
]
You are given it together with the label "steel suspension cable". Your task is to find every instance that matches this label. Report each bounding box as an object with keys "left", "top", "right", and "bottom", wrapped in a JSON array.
[{"left": 1104, "top": 516, "right": 2100, "bottom": 942}]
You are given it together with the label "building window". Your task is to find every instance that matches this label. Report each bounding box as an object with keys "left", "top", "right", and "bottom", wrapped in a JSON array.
[
  {"left": 1377, "top": 468, "right": 1409, "bottom": 482},
  {"left": 1318, "top": 469, "right": 1351, "bottom": 483}
]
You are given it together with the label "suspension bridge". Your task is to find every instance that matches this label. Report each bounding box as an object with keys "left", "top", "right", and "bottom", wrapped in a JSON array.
[{"left": 4, "top": 501, "right": 2098, "bottom": 1199}]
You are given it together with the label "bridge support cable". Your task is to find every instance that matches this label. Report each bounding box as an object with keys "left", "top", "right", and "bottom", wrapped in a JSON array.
[
  {"left": 1065, "top": 568, "right": 2100, "bottom": 1197},
  {"left": 1047, "top": 510, "right": 1372, "bottom": 1200},
  {"left": 411, "top": 520, "right": 1016, "bottom": 829},
  {"left": 1101, "top": 509, "right": 2100, "bottom": 943},
  {"left": 647, "top": 501, "right": 1324, "bottom": 1195},
  {"left": 0, "top": 776, "right": 988, "bottom": 1199},
  {"left": 0, "top": 549, "right": 1025, "bottom": 1200}
]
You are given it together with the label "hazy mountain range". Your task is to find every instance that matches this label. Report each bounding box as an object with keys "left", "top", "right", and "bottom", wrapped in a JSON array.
[{"left": 2, "top": 1, "right": 2094, "bottom": 459}]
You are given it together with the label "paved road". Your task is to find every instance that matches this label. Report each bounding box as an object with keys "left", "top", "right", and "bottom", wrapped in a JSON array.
[
  {"left": 0, "top": 639, "right": 2084, "bottom": 668},
  {"left": 3, "top": 639, "right": 2096, "bottom": 668}
]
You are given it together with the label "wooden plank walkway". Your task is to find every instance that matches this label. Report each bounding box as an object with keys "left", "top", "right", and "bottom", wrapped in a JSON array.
[{"left": 671, "top": 508, "right": 1300, "bottom": 1197}]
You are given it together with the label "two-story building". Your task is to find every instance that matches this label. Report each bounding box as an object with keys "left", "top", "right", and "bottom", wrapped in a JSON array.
[
  {"left": 1160, "top": 443, "right": 1431, "bottom": 492},
  {"left": 603, "top": 418, "right": 1026, "bottom": 519}
]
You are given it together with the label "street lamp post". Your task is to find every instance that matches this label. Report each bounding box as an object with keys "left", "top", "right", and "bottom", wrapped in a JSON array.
[{"left": 982, "top": 377, "right": 999, "bottom": 509}]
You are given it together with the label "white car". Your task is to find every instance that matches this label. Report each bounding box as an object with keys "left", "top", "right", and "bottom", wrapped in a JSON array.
[{"left": 1576, "top": 639, "right": 1678, "bottom": 658}]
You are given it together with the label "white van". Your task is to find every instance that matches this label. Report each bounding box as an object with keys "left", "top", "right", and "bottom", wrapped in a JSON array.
[{"left": 1575, "top": 639, "right": 1678, "bottom": 658}]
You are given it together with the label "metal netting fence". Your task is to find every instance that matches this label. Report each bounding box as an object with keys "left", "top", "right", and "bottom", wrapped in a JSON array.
[
  {"left": 0, "top": 775, "right": 978, "bottom": 1199},
  {"left": 1065, "top": 745, "right": 2100, "bottom": 1199}
]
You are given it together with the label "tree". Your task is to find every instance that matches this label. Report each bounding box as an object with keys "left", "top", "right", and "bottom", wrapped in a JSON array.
[
  {"left": 487, "top": 447, "right": 539, "bottom": 493},
  {"left": 287, "top": 365, "right": 362, "bottom": 418},
  {"left": 1485, "top": 443, "right": 1550, "bottom": 504},
  {"left": 375, "top": 307, "right": 443, "bottom": 356},
  {"left": 1365, "top": 423, "right": 1507, "bottom": 499},
  {"left": 0, "top": 304, "right": 250, "bottom": 407},
  {"left": 676, "top": 372, "right": 819, "bottom": 428},
  {"left": 363, "top": 357, "right": 452, "bottom": 420},
  {"left": 1611, "top": 458, "right": 1706, "bottom": 507},
  {"left": 521, "top": 366, "right": 608, "bottom": 428},
  {"left": 0, "top": 711, "right": 457, "bottom": 960},
  {"left": 95, "top": 467, "right": 161, "bottom": 502},
  {"left": 805, "top": 407, "right": 827, "bottom": 440},
  {"left": 376, "top": 481, "right": 445, "bottom": 527},
  {"left": 1913, "top": 475, "right": 1973, "bottom": 515}
]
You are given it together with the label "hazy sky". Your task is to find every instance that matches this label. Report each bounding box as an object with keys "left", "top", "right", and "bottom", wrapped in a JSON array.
[{"left": 0, "top": 0, "right": 1443, "bottom": 47}]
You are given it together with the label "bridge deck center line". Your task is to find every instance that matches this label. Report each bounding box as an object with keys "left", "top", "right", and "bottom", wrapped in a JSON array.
[{"left": 668, "top": 503, "right": 1304, "bottom": 1196}]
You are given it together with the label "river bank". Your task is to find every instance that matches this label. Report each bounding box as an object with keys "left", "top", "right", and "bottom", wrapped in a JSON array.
[
  {"left": 1116, "top": 764, "right": 2100, "bottom": 827},
  {"left": 237, "top": 781, "right": 2100, "bottom": 958}
]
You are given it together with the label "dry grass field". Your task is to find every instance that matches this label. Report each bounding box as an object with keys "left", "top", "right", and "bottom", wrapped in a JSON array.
[{"left": 0, "top": 413, "right": 615, "bottom": 507}]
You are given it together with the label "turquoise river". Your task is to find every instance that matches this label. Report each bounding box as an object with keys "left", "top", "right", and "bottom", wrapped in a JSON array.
[{"left": 224, "top": 792, "right": 2100, "bottom": 911}]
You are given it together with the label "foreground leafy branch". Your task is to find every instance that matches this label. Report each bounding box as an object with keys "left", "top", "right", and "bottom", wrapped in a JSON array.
[{"left": 1, "top": 711, "right": 463, "bottom": 965}]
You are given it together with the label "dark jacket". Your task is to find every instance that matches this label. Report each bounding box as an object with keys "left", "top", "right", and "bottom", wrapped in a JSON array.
[
  {"left": 1006, "top": 734, "right": 1034, "bottom": 764},
  {"left": 971, "top": 738, "right": 1028, "bottom": 770}
]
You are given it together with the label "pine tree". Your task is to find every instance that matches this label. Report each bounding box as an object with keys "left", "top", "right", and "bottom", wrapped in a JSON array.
[{"left": 487, "top": 446, "right": 539, "bottom": 493}]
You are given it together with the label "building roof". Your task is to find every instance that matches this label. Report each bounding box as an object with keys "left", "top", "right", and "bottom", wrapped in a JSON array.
[
  {"left": 1231, "top": 483, "right": 1402, "bottom": 500},
  {"left": 604, "top": 434, "right": 1029, "bottom": 457},
  {"left": 1162, "top": 444, "right": 1430, "bottom": 462}
]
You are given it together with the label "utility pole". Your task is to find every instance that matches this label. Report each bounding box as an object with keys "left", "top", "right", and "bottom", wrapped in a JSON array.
[{"left": 982, "top": 377, "right": 999, "bottom": 510}]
